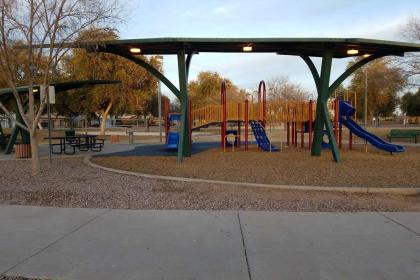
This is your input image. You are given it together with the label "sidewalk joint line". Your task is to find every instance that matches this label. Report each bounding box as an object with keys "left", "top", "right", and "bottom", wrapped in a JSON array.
[
  {"left": 378, "top": 212, "right": 420, "bottom": 237},
  {"left": 1, "top": 209, "right": 111, "bottom": 275},
  {"left": 237, "top": 211, "right": 252, "bottom": 280}
]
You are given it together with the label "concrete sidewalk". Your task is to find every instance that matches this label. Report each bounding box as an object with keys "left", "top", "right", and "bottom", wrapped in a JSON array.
[{"left": 0, "top": 205, "right": 419, "bottom": 280}]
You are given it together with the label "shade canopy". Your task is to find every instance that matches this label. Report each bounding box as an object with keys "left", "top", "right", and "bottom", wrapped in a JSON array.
[
  {"left": 0, "top": 80, "right": 120, "bottom": 101},
  {"left": 73, "top": 37, "right": 420, "bottom": 163},
  {"left": 84, "top": 37, "right": 420, "bottom": 58}
]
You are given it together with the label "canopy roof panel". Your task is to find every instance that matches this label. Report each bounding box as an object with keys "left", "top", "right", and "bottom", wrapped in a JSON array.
[{"left": 84, "top": 37, "right": 420, "bottom": 58}]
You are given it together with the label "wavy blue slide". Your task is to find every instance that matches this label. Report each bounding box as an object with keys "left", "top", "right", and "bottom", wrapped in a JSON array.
[
  {"left": 250, "top": 121, "right": 278, "bottom": 151},
  {"left": 339, "top": 101, "right": 404, "bottom": 153}
]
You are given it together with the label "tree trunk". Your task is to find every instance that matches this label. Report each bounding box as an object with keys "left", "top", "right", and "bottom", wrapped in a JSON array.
[
  {"left": 30, "top": 132, "right": 41, "bottom": 176},
  {"left": 99, "top": 101, "right": 113, "bottom": 136},
  {"left": 99, "top": 114, "right": 107, "bottom": 136}
]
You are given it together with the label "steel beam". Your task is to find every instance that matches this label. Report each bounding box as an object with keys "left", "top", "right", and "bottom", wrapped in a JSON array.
[
  {"left": 328, "top": 54, "right": 382, "bottom": 96},
  {"left": 4, "top": 100, "right": 28, "bottom": 154},
  {"left": 300, "top": 55, "right": 320, "bottom": 93},
  {"left": 302, "top": 52, "right": 385, "bottom": 162},
  {"left": 186, "top": 52, "right": 194, "bottom": 81},
  {"left": 116, "top": 53, "right": 182, "bottom": 100},
  {"left": 176, "top": 48, "right": 191, "bottom": 162},
  {"left": 310, "top": 51, "right": 340, "bottom": 162}
]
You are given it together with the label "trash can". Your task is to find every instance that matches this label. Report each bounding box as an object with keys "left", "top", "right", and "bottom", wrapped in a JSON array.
[
  {"left": 15, "top": 141, "right": 31, "bottom": 158},
  {"left": 110, "top": 135, "right": 120, "bottom": 143}
]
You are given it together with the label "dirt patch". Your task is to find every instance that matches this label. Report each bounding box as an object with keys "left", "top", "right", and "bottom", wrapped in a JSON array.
[
  {"left": 0, "top": 157, "right": 419, "bottom": 212},
  {"left": 93, "top": 146, "right": 420, "bottom": 188}
]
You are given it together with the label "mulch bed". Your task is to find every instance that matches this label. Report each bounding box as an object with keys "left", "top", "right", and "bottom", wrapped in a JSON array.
[
  {"left": 93, "top": 146, "right": 420, "bottom": 188},
  {"left": 0, "top": 157, "right": 419, "bottom": 212}
]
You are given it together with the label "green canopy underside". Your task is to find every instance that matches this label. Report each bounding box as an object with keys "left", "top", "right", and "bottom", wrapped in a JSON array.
[{"left": 83, "top": 37, "right": 420, "bottom": 58}]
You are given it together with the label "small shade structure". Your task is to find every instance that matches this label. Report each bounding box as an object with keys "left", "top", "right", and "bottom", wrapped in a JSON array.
[
  {"left": 0, "top": 80, "right": 120, "bottom": 154},
  {"left": 76, "top": 37, "right": 420, "bottom": 163}
]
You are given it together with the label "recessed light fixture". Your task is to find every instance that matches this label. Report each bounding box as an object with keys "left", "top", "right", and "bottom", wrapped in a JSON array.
[
  {"left": 130, "top": 47, "right": 141, "bottom": 54},
  {"left": 243, "top": 45, "right": 253, "bottom": 52},
  {"left": 362, "top": 54, "right": 371, "bottom": 58},
  {"left": 347, "top": 49, "right": 359, "bottom": 55}
]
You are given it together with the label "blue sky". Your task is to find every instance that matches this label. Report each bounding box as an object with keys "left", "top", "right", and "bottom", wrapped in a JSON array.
[{"left": 118, "top": 0, "right": 419, "bottom": 99}]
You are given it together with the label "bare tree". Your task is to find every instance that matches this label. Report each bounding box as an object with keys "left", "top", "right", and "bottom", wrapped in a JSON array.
[
  {"left": 266, "top": 76, "right": 309, "bottom": 101},
  {"left": 0, "top": 0, "right": 122, "bottom": 175},
  {"left": 397, "top": 13, "right": 420, "bottom": 86}
]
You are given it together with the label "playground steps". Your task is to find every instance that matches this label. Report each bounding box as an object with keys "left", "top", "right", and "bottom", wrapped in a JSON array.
[{"left": 249, "top": 121, "right": 278, "bottom": 152}]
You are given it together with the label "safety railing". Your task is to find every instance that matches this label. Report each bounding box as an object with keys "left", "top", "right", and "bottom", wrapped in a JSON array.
[{"left": 191, "top": 100, "right": 317, "bottom": 130}]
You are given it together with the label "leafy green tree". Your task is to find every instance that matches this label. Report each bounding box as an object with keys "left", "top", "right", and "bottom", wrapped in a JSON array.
[
  {"left": 400, "top": 88, "right": 420, "bottom": 116},
  {"left": 188, "top": 71, "right": 246, "bottom": 109},
  {"left": 348, "top": 58, "right": 405, "bottom": 119},
  {"left": 61, "top": 29, "right": 159, "bottom": 135}
]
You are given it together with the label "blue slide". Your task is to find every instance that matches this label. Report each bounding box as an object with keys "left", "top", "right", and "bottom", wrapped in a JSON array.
[
  {"left": 166, "top": 131, "right": 179, "bottom": 150},
  {"left": 250, "top": 121, "right": 278, "bottom": 151},
  {"left": 339, "top": 101, "right": 404, "bottom": 153}
]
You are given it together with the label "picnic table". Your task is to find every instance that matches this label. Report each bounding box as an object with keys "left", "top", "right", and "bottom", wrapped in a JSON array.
[{"left": 45, "top": 134, "right": 105, "bottom": 155}]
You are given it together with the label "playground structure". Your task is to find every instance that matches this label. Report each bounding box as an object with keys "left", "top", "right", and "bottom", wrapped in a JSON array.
[
  {"left": 79, "top": 37, "right": 420, "bottom": 163},
  {"left": 164, "top": 80, "right": 310, "bottom": 152},
  {"left": 164, "top": 80, "right": 405, "bottom": 154}
]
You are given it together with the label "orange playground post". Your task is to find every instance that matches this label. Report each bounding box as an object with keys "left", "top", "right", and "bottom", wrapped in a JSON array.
[
  {"left": 237, "top": 103, "right": 241, "bottom": 148},
  {"left": 220, "top": 81, "right": 227, "bottom": 149},
  {"left": 244, "top": 99, "right": 249, "bottom": 150},
  {"left": 301, "top": 122, "right": 304, "bottom": 148},
  {"left": 308, "top": 100, "right": 313, "bottom": 149}
]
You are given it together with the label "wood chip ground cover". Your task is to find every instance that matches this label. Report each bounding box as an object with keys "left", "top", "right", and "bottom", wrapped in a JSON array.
[
  {"left": 0, "top": 156, "right": 419, "bottom": 211},
  {"left": 93, "top": 146, "right": 420, "bottom": 188}
]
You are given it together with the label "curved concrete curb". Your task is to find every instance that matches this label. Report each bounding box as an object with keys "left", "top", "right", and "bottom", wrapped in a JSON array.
[{"left": 84, "top": 155, "right": 420, "bottom": 196}]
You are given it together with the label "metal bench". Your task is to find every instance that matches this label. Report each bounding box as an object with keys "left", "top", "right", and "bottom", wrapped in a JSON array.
[{"left": 388, "top": 129, "right": 420, "bottom": 143}]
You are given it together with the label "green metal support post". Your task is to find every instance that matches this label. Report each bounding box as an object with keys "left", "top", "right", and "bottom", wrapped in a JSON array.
[
  {"left": 119, "top": 54, "right": 182, "bottom": 100},
  {"left": 303, "top": 52, "right": 384, "bottom": 162},
  {"left": 5, "top": 100, "right": 29, "bottom": 154},
  {"left": 310, "top": 50, "right": 340, "bottom": 162},
  {"left": 176, "top": 48, "right": 191, "bottom": 162},
  {"left": 111, "top": 50, "right": 196, "bottom": 163},
  {"left": 5, "top": 125, "right": 18, "bottom": 154},
  {"left": 186, "top": 52, "right": 194, "bottom": 80}
]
